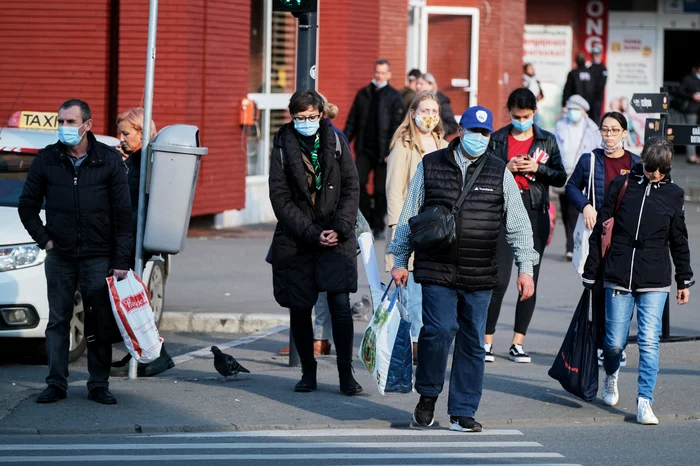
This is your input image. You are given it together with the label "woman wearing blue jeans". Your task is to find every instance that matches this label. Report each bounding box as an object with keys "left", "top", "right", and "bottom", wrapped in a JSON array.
[{"left": 583, "top": 137, "right": 694, "bottom": 425}]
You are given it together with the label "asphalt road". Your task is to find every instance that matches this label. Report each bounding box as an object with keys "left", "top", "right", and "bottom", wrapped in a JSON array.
[{"left": 0, "top": 421, "right": 698, "bottom": 465}]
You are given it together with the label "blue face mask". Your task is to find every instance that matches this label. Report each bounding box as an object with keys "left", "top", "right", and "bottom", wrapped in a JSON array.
[
  {"left": 461, "top": 131, "right": 490, "bottom": 158},
  {"left": 294, "top": 119, "right": 320, "bottom": 137},
  {"left": 567, "top": 109, "right": 583, "bottom": 123},
  {"left": 372, "top": 79, "right": 388, "bottom": 89},
  {"left": 511, "top": 117, "right": 534, "bottom": 132},
  {"left": 58, "top": 123, "right": 86, "bottom": 147}
]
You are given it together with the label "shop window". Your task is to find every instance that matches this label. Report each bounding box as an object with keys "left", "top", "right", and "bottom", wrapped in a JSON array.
[{"left": 609, "top": 0, "right": 657, "bottom": 11}]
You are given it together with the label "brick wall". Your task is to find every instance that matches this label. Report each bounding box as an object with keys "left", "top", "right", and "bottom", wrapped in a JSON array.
[
  {"left": 0, "top": 1, "right": 112, "bottom": 133},
  {"left": 425, "top": 0, "right": 527, "bottom": 127},
  {"left": 380, "top": 0, "right": 409, "bottom": 88},
  {"left": 117, "top": 0, "right": 247, "bottom": 215}
]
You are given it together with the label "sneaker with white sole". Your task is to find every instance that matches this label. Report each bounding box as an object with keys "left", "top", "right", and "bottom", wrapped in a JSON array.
[
  {"left": 484, "top": 343, "right": 495, "bottom": 363},
  {"left": 449, "top": 416, "right": 483, "bottom": 432},
  {"left": 598, "top": 349, "right": 627, "bottom": 367},
  {"left": 509, "top": 344, "right": 531, "bottom": 363},
  {"left": 412, "top": 395, "right": 437, "bottom": 427},
  {"left": 637, "top": 397, "right": 659, "bottom": 425},
  {"left": 602, "top": 370, "right": 619, "bottom": 406}
]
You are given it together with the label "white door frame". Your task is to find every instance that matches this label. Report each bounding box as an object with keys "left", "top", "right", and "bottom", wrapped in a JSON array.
[{"left": 420, "top": 6, "right": 480, "bottom": 107}]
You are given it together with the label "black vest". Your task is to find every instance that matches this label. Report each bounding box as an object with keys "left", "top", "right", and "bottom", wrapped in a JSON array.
[{"left": 413, "top": 144, "right": 505, "bottom": 292}]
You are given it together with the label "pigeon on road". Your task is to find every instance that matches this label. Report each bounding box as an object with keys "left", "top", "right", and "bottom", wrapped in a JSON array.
[{"left": 211, "top": 346, "right": 250, "bottom": 381}]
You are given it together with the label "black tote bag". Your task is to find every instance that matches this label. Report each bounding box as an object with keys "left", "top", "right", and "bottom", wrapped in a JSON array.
[{"left": 548, "top": 289, "right": 599, "bottom": 402}]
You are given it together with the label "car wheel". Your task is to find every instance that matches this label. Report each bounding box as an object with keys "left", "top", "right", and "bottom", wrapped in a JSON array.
[
  {"left": 149, "top": 261, "right": 166, "bottom": 328},
  {"left": 68, "top": 291, "right": 87, "bottom": 363}
]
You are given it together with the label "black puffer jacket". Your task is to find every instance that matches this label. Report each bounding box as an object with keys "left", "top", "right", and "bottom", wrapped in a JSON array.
[
  {"left": 344, "top": 83, "right": 404, "bottom": 162},
  {"left": 18, "top": 131, "right": 133, "bottom": 270},
  {"left": 269, "top": 119, "right": 360, "bottom": 309},
  {"left": 583, "top": 165, "right": 694, "bottom": 291},
  {"left": 489, "top": 124, "right": 566, "bottom": 211}
]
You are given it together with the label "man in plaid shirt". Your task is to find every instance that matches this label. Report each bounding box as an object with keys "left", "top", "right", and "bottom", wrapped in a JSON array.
[{"left": 388, "top": 106, "right": 539, "bottom": 432}]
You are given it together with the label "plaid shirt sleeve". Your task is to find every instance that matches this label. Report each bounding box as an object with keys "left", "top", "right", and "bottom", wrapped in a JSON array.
[
  {"left": 387, "top": 162, "right": 425, "bottom": 269},
  {"left": 502, "top": 169, "right": 539, "bottom": 276}
]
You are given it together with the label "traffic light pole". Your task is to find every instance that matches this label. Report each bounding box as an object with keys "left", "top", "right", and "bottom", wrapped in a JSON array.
[{"left": 288, "top": 11, "right": 318, "bottom": 368}]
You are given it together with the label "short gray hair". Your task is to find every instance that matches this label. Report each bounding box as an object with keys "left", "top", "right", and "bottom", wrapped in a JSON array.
[
  {"left": 420, "top": 73, "right": 438, "bottom": 90},
  {"left": 641, "top": 137, "right": 673, "bottom": 168},
  {"left": 59, "top": 99, "right": 91, "bottom": 123}
]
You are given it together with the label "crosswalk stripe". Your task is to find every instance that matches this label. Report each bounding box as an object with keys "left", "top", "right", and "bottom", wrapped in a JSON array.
[
  {"left": 0, "top": 441, "right": 542, "bottom": 451},
  {"left": 0, "top": 452, "right": 566, "bottom": 462},
  {"left": 141, "top": 428, "right": 523, "bottom": 438}
]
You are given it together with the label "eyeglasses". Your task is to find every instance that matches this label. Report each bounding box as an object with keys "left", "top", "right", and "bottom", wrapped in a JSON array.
[
  {"left": 600, "top": 128, "right": 622, "bottom": 135},
  {"left": 643, "top": 164, "right": 672, "bottom": 175},
  {"left": 293, "top": 114, "right": 321, "bottom": 123}
]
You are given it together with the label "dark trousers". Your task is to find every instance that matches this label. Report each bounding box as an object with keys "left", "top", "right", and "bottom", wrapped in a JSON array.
[
  {"left": 486, "top": 191, "right": 550, "bottom": 336},
  {"left": 415, "top": 284, "right": 493, "bottom": 417},
  {"left": 290, "top": 292, "right": 354, "bottom": 366},
  {"left": 356, "top": 153, "right": 387, "bottom": 231},
  {"left": 44, "top": 253, "right": 113, "bottom": 391},
  {"left": 558, "top": 193, "right": 579, "bottom": 254}
]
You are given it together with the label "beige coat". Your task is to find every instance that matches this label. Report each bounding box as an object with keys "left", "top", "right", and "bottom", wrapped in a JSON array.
[{"left": 384, "top": 135, "right": 448, "bottom": 271}]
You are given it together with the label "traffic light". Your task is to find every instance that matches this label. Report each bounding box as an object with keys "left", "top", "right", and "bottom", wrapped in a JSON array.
[{"left": 272, "top": 0, "right": 317, "bottom": 13}]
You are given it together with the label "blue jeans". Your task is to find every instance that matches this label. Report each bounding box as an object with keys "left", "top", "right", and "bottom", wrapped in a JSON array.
[
  {"left": 404, "top": 273, "right": 423, "bottom": 342},
  {"left": 603, "top": 289, "right": 667, "bottom": 403},
  {"left": 415, "top": 284, "right": 493, "bottom": 417}
]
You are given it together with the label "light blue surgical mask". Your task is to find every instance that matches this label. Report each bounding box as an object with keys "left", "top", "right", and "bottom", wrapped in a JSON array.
[
  {"left": 511, "top": 117, "right": 534, "bottom": 132},
  {"left": 461, "top": 131, "right": 490, "bottom": 158},
  {"left": 58, "top": 123, "right": 86, "bottom": 147},
  {"left": 372, "top": 79, "right": 388, "bottom": 89},
  {"left": 294, "top": 119, "right": 320, "bottom": 137},
  {"left": 567, "top": 109, "right": 583, "bottom": 123}
]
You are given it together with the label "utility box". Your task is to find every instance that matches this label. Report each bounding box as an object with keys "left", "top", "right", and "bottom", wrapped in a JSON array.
[{"left": 143, "top": 124, "right": 208, "bottom": 254}]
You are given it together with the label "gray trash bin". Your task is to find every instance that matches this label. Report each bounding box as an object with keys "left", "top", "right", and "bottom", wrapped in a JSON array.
[{"left": 143, "top": 124, "right": 208, "bottom": 254}]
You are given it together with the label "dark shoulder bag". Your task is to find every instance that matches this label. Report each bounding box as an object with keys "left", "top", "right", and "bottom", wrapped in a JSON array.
[
  {"left": 600, "top": 175, "right": 629, "bottom": 258},
  {"left": 408, "top": 156, "right": 486, "bottom": 252}
]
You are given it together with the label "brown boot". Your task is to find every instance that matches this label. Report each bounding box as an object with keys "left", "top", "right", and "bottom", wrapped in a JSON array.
[
  {"left": 313, "top": 340, "right": 331, "bottom": 356},
  {"left": 412, "top": 342, "right": 418, "bottom": 365}
]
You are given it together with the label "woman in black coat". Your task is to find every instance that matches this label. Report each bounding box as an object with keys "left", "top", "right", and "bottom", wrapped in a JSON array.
[
  {"left": 583, "top": 137, "right": 693, "bottom": 425},
  {"left": 269, "top": 90, "right": 362, "bottom": 395}
]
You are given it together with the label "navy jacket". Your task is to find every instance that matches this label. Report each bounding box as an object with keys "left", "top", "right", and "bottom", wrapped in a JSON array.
[{"left": 565, "top": 148, "right": 640, "bottom": 214}]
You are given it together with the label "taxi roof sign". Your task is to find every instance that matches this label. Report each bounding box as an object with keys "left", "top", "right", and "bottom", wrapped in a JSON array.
[{"left": 7, "top": 111, "right": 58, "bottom": 130}]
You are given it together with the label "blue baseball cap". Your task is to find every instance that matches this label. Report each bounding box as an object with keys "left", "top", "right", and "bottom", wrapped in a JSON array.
[{"left": 459, "top": 106, "right": 494, "bottom": 132}]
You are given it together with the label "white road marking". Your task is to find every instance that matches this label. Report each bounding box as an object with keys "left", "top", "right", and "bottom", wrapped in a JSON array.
[
  {"left": 171, "top": 325, "right": 287, "bottom": 365},
  {"left": 0, "top": 441, "right": 542, "bottom": 451},
  {"left": 141, "top": 428, "right": 524, "bottom": 438},
  {"left": 0, "top": 452, "right": 565, "bottom": 462}
]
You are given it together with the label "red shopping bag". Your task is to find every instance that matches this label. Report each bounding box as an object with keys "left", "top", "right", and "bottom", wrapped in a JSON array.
[{"left": 107, "top": 270, "right": 163, "bottom": 363}]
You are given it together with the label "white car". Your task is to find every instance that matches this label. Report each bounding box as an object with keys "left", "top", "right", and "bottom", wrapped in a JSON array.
[{"left": 0, "top": 125, "right": 168, "bottom": 362}]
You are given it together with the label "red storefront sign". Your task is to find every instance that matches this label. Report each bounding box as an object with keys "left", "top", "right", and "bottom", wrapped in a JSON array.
[{"left": 580, "top": 0, "right": 608, "bottom": 62}]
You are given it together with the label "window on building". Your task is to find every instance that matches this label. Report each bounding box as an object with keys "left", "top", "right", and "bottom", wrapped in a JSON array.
[
  {"left": 609, "top": 0, "right": 657, "bottom": 11},
  {"left": 249, "top": 1, "right": 265, "bottom": 94}
]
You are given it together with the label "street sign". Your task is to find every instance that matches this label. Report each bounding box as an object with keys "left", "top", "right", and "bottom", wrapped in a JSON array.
[
  {"left": 272, "top": 0, "right": 317, "bottom": 12},
  {"left": 666, "top": 124, "right": 700, "bottom": 145},
  {"left": 630, "top": 93, "right": 669, "bottom": 114}
]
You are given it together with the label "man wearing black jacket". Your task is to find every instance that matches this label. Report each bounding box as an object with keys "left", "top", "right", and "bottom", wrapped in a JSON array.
[
  {"left": 344, "top": 59, "right": 404, "bottom": 239},
  {"left": 562, "top": 53, "right": 594, "bottom": 114},
  {"left": 18, "top": 99, "right": 133, "bottom": 405}
]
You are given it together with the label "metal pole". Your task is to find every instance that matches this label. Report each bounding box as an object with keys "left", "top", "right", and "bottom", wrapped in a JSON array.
[
  {"left": 288, "top": 11, "right": 318, "bottom": 369},
  {"left": 129, "top": 0, "right": 159, "bottom": 380}
]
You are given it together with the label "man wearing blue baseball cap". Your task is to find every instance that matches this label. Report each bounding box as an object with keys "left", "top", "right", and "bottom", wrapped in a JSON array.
[{"left": 388, "top": 105, "right": 539, "bottom": 432}]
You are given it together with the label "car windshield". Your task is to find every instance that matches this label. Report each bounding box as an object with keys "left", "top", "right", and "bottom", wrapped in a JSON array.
[{"left": 0, "top": 151, "right": 34, "bottom": 208}]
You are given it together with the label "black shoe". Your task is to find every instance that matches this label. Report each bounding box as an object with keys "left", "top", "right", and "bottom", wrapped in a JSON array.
[
  {"left": 338, "top": 362, "right": 363, "bottom": 395},
  {"left": 36, "top": 385, "right": 66, "bottom": 404},
  {"left": 508, "top": 344, "right": 531, "bottom": 363},
  {"left": 294, "top": 361, "right": 317, "bottom": 392},
  {"left": 449, "top": 416, "right": 483, "bottom": 432},
  {"left": 413, "top": 395, "right": 437, "bottom": 427},
  {"left": 88, "top": 387, "right": 117, "bottom": 405},
  {"left": 110, "top": 346, "right": 175, "bottom": 377}
]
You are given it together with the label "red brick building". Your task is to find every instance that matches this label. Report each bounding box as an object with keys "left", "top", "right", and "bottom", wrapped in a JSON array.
[{"left": 0, "top": 0, "right": 531, "bottom": 226}]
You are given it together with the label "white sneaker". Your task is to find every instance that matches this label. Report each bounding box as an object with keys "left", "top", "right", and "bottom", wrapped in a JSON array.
[
  {"left": 597, "top": 349, "right": 604, "bottom": 367},
  {"left": 602, "top": 370, "right": 619, "bottom": 406},
  {"left": 508, "top": 344, "right": 531, "bottom": 363},
  {"left": 484, "top": 343, "right": 495, "bottom": 363},
  {"left": 637, "top": 397, "right": 659, "bottom": 425},
  {"left": 620, "top": 350, "right": 627, "bottom": 367}
]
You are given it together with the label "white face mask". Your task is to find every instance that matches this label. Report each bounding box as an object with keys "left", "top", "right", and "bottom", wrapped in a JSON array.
[{"left": 414, "top": 115, "right": 439, "bottom": 133}]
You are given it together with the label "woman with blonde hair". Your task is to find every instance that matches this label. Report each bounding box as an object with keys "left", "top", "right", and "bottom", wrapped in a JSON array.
[{"left": 385, "top": 91, "right": 448, "bottom": 360}]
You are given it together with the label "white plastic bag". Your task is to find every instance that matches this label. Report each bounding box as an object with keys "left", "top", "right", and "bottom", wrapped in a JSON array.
[
  {"left": 107, "top": 270, "right": 163, "bottom": 363},
  {"left": 358, "top": 283, "right": 413, "bottom": 395},
  {"left": 573, "top": 154, "right": 596, "bottom": 275}
]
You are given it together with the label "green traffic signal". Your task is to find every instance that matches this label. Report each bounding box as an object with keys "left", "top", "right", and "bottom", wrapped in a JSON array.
[{"left": 272, "top": 0, "right": 317, "bottom": 13}]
